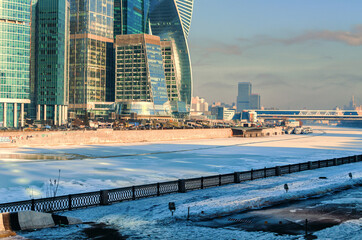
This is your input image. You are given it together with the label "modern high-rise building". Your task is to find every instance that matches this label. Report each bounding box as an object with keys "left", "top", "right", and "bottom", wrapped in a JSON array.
[
  {"left": 250, "top": 94, "right": 261, "bottom": 110},
  {"left": 110, "top": 0, "right": 150, "bottom": 103},
  {"left": 0, "top": 0, "right": 32, "bottom": 128},
  {"left": 114, "top": 0, "right": 150, "bottom": 36},
  {"left": 149, "top": 0, "right": 193, "bottom": 115},
  {"left": 69, "top": 0, "right": 114, "bottom": 118},
  {"left": 161, "top": 40, "right": 180, "bottom": 103},
  {"left": 31, "top": 0, "right": 70, "bottom": 125},
  {"left": 236, "top": 82, "right": 252, "bottom": 112},
  {"left": 236, "top": 82, "right": 262, "bottom": 111},
  {"left": 114, "top": 34, "right": 171, "bottom": 117}
]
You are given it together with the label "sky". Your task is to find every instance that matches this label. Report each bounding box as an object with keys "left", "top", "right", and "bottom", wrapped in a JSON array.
[{"left": 188, "top": 0, "right": 362, "bottom": 109}]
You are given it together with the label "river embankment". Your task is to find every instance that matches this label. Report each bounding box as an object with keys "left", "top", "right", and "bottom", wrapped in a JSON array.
[{"left": 0, "top": 128, "right": 232, "bottom": 147}]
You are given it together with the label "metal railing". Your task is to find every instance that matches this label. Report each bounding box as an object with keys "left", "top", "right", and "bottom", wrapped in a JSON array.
[{"left": 0, "top": 155, "right": 361, "bottom": 213}]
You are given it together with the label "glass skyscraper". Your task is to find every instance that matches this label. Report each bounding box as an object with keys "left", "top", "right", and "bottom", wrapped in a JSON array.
[
  {"left": 0, "top": 0, "right": 31, "bottom": 128},
  {"left": 114, "top": 34, "right": 170, "bottom": 116},
  {"left": 161, "top": 41, "right": 180, "bottom": 103},
  {"left": 114, "top": 0, "right": 150, "bottom": 36},
  {"left": 236, "top": 82, "right": 252, "bottom": 112},
  {"left": 250, "top": 94, "right": 261, "bottom": 110},
  {"left": 69, "top": 0, "right": 114, "bottom": 118},
  {"left": 149, "top": 0, "right": 194, "bottom": 115},
  {"left": 31, "top": 0, "right": 70, "bottom": 125}
]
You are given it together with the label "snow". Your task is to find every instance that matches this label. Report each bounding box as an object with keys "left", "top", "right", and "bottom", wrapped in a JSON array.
[
  {"left": 13, "top": 161, "right": 362, "bottom": 240},
  {"left": 0, "top": 126, "right": 362, "bottom": 203},
  {"left": 311, "top": 219, "right": 362, "bottom": 240}
]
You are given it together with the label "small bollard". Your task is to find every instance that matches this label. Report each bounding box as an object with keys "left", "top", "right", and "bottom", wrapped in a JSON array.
[
  {"left": 349, "top": 172, "right": 353, "bottom": 179},
  {"left": 284, "top": 183, "right": 289, "bottom": 193},
  {"left": 169, "top": 202, "right": 176, "bottom": 216}
]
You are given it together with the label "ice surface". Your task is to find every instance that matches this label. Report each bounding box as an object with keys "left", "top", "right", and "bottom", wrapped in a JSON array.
[{"left": 0, "top": 126, "right": 361, "bottom": 203}]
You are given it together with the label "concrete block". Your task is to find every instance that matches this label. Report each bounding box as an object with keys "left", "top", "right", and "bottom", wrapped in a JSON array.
[
  {"left": 67, "top": 217, "right": 82, "bottom": 225},
  {"left": 18, "top": 211, "right": 55, "bottom": 230},
  {"left": 0, "top": 211, "right": 82, "bottom": 231}
]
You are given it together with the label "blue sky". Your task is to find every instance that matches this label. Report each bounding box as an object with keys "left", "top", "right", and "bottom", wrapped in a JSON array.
[{"left": 188, "top": 0, "right": 362, "bottom": 109}]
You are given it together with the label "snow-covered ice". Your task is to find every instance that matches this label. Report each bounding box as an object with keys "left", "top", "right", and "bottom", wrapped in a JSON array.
[{"left": 0, "top": 126, "right": 361, "bottom": 203}]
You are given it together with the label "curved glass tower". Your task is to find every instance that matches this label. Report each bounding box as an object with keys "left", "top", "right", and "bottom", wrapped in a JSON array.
[
  {"left": 175, "top": 0, "right": 193, "bottom": 38},
  {"left": 149, "top": 0, "right": 193, "bottom": 113}
]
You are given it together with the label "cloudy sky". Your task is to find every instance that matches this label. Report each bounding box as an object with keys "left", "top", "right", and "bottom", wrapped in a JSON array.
[{"left": 188, "top": 0, "right": 362, "bottom": 109}]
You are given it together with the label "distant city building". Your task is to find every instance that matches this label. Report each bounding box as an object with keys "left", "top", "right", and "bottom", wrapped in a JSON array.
[
  {"left": 210, "top": 106, "right": 235, "bottom": 120},
  {"left": 250, "top": 94, "right": 261, "bottom": 110},
  {"left": 0, "top": 0, "right": 32, "bottom": 128},
  {"left": 223, "top": 108, "right": 236, "bottom": 121},
  {"left": 149, "top": 0, "right": 193, "bottom": 113},
  {"left": 236, "top": 82, "right": 261, "bottom": 112},
  {"left": 31, "top": 0, "right": 70, "bottom": 125},
  {"left": 344, "top": 96, "right": 361, "bottom": 110},
  {"left": 190, "top": 96, "right": 209, "bottom": 115},
  {"left": 68, "top": 0, "right": 114, "bottom": 119},
  {"left": 236, "top": 82, "right": 252, "bottom": 112},
  {"left": 114, "top": 34, "right": 171, "bottom": 117},
  {"left": 210, "top": 106, "right": 224, "bottom": 120}
]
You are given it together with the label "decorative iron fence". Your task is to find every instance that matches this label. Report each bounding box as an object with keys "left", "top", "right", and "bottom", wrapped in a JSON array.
[{"left": 0, "top": 155, "right": 361, "bottom": 213}]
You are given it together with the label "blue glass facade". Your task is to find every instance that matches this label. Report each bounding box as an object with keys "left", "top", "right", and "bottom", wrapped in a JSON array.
[
  {"left": 0, "top": 0, "right": 31, "bottom": 127},
  {"left": 115, "top": 34, "right": 170, "bottom": 116},
  {"left": 69, "top": 0, "right": 114, "bottom": 118},
  {"left": 146, "top": 43, "right": 170, "bottom": 115},
  {"left": 114, "top": 0, "right": 150, "bottom": 36},
  {"left": 31, "top": 0, "right": 70, "bottom": 123},
  {"left": 149, "top": 0, "right": 193, "bottom": 113}
]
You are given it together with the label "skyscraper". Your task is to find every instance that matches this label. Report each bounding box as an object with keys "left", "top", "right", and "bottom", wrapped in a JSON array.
[
  {"left": 0, "top": 0, "right": 32, "bottom": 128},
  {"left": 69, "top": 0, "right": 114, "bottom": 118},
  {"left": 110, "top": 0, "right": 151, "bottom": 103},
  {"left": 31, "top": 0, "right": 70, "bottom": 125},
  {"left": 250, "top": 94, "right": 261, "bottom": 110},
  {"left": 114, "top": 34, "right": 170, "bottom": 116},
  {"left": 114, "top": 0, "right": 150, "bottom": 36},
  {"left": 149, "top": 0, "right": 193, "bottom": 114},
  {"left": 236, "top": 82, "right": 252, "bottom": 112},
  {"left": 161, "top": 40, "right": 180, "bottom": 103}
]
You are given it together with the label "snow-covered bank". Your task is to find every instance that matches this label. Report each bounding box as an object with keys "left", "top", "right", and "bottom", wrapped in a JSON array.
[
  {"left": 0, "top": 126, "right": 361, "bottom": 203},
  {"left": 313, "top": 219, "right": 362, "bottom": 240},
  {"left": 16, "top": 162, "right": 362, "bottom": 240}
]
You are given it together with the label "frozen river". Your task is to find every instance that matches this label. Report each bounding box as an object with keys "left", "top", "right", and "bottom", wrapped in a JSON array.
[{"left": 0, "top": 126, "right": 361, "bottom": 203}]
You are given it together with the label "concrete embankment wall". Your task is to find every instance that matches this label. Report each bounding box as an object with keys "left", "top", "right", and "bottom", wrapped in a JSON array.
[{"left": 0, "top": 128, "right": 232, "bottom": 147}]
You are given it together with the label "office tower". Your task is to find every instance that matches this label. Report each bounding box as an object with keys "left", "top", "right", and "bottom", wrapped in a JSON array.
[
  {"left": 110, "top": 0, "right": 150, "bottom": 103},
  {"left": 236, "top": 82, "right": 252, "bottom": 112},
  {"left": 114, "top": 34, "right": 171, "bottom": 116},
  {"left": 0, "top": 0, "right": 31, "bottom": 128},
  {"left": 149, "top": 0, "right": 194, "bottom": 115},
  {"left": 31, "top": 0, "right": 70, "bottom": 125},
  {"left": 69, "top": 0, "right": 114, "bottom": 119},
  {"left": 250, "top": 94, "right": 261, "bottom": 110},
  {"left": 114, "top": 0, "right": 150, "bottom": 36},
  {"left": 161, "top": 41, "right": 180, "bottom": 103}
]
